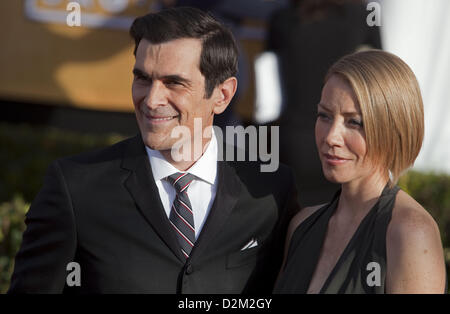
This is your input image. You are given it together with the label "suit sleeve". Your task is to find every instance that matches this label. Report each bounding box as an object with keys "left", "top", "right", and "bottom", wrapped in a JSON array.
[{"left": 8, "top": 160, "right": 77, "bottom": 293}]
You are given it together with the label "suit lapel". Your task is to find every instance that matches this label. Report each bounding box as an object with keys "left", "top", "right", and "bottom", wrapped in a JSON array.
[
  {"left": 189, "top": 159, "right": 242, "bottom": 262},
  {"left": 121, "top": 135, "right": 185, "bottom": 262}
]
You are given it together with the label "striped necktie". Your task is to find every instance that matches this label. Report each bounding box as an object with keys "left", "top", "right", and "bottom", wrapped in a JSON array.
[{"left": 166, "top": 172, "right": 196, "bottom": 259}]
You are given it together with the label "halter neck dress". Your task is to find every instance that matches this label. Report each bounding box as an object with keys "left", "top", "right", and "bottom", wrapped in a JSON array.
[{"left": 274, "top": 184, "right": 400, "bottom": 294}]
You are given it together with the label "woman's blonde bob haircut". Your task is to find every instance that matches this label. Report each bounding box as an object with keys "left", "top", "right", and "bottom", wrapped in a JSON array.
[{"left": 324, "top": 49, "right": 424, "bottom": 185}]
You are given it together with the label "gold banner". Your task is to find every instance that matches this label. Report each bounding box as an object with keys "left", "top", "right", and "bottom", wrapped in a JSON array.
[{"left": 0, "top": 0, "right": 263, "bottom": 120}]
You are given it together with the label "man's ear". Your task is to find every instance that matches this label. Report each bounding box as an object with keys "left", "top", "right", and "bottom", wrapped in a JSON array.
[{"left": 212, "top": 77, "right": 237, "bottom": 115}]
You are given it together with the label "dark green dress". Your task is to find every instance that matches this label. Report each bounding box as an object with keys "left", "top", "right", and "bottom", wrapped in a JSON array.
[{"left": 274, "top": 185, "right": 400, "bottom": 294}]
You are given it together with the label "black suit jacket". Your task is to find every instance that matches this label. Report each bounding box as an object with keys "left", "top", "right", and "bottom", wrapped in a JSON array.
[{"left": 8, "top": 134, "right": 299, "bottom": 293}]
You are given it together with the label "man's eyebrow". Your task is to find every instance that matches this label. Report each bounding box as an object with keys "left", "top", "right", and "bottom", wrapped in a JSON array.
[
  {"left": 161, "top": 74, "right": 192, "bottom": 86},
  {"left": 132, "top": 68, "right": 191, "bottom": 86}
]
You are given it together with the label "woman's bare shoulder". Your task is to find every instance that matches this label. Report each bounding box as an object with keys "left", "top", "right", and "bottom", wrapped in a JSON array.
[
  {"left": 388, "top": 190, "right": 440, "bottom": 241},
  {"left": 288, "top": 203, "right": 327, "bottom": 235},
  {"left": 282, "top": 203, "right": 328, "bottom": 262},
  {"left": 386, "top": 189, "right": 446, "bottom": 293}
]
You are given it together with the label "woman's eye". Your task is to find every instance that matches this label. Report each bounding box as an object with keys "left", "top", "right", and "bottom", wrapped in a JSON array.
[
  {"left": 317, "top": 112, "right": 330, "bottom": 120},
  {"left": 349, "top": 119, "right": 363, "bottom": 127}
]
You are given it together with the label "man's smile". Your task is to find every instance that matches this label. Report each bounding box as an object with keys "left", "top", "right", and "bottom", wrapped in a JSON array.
[{"left": 142, "top": 111, "right": 180, "bottom": 124}]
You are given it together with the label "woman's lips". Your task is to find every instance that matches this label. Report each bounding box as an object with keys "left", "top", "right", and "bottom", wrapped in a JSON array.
[{"left": 323, "top": 153, "right": 350, "bottom": 166}]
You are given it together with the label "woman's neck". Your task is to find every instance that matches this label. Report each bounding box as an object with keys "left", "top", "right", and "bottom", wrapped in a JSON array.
[{"left": 336, "top": 171, "right": 389, "bottom": 223}]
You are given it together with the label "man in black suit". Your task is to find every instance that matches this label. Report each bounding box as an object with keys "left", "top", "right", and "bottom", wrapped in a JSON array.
[{"left": 8, "top": 7, "right": 299, "bottom": 293}]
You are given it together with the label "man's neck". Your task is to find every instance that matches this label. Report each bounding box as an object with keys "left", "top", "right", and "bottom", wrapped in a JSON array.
[{"left": 160, "top": 136, "right": 213, "bottom": 171}]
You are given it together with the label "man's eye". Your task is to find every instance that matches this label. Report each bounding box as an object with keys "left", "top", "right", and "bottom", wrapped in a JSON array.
[
  {"left": 135, "top": 76, "right": 152, "bottom": 85},
  {"left": 166, "top": 80, "right": 182, "bottom": 86}
]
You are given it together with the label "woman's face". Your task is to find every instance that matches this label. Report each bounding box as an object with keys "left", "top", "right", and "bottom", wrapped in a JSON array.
[{"left": 315, "top": 75, "right": 378, "bottom": 185}]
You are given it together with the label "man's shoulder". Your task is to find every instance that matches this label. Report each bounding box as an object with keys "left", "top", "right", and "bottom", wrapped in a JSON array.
[
  {"left": 221, "top": 142, "right": 293, "bottom": 179},
  {"left": 222, "top": 148, "right": 294, "bottom": 195},
  {"left": 222, "top": 153, "right": 297, "bottom": 211},
  {"left": 226, "top": 158, "right": 292, "bottom": 180},
  {"left": 56, "top": 134, "right": 140, "bottom": 170}
]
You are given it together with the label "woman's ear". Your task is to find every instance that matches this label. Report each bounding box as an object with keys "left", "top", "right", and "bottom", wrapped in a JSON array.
[{"left": 212, "top": 77, "right": 238, "bottom": 115}]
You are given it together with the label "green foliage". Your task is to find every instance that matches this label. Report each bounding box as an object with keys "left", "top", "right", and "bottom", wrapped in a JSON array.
[{"left": 0, "top": 195, "right": 29, "bottom": 292}]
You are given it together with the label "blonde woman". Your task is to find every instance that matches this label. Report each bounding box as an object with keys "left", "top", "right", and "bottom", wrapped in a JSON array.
[{"left": 274, "top": 50, "right": 447, "bottom": 293}]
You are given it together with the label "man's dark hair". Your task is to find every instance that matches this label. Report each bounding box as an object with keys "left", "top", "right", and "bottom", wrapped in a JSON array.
[{"left": 129, "top": 7, "right": 238, "bottom": 98}]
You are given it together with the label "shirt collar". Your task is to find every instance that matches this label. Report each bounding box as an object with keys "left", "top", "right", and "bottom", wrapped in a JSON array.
[{"left": 145, "top": 129, "right": 218, "bottom": 185}]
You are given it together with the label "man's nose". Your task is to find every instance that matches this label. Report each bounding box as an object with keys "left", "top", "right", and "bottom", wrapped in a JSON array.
[
  {"left": 144, "top": 80, "right": 168, "bottom": 109},
  {"left": 325, "top": 121, "right": 344, "bottom": 147}
]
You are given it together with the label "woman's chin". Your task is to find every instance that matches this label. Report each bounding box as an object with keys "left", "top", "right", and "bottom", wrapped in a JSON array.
[{"left": 322, "top": 170, "right": 347, "bottom": 184}]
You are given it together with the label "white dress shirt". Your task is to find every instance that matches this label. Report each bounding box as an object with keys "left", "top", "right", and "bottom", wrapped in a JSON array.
[{"left": 145, "top": 131, "right": 218, "bottom": 239}]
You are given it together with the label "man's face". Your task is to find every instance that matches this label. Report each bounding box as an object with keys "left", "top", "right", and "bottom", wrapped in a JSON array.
[{"left": 132, "top": 38, "right": 215, "bottom": 152}]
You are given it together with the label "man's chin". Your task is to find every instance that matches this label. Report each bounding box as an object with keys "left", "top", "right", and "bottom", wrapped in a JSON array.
[
  {"left": 143, "top": 141, "right": 172, "bottom": 152},
  {"left": 140, "top": 132, "right": 172, "bottom": 151}
]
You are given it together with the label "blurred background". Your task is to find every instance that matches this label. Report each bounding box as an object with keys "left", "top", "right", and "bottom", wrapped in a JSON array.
[{"left": 0, "top": 0, "right": 449, "bottom": 293}]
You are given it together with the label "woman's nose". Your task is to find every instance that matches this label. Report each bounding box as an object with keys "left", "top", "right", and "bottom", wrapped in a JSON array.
[{"left": 325, "top": 121, "right": 344, "bottom": 147}]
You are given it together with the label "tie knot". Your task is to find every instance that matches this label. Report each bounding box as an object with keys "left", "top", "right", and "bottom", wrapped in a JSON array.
[{"left": 166, "top": 172, "right": 195, "bottom": 193}]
